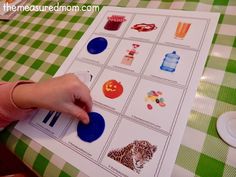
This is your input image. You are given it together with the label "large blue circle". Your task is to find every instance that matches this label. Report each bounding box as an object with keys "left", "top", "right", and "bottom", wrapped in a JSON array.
[
  {"left": 77, "top": 112, "right": 105, "bottom": 143},
  {"left": 87, "top": 37, "right": 108, "bottom": 54}
]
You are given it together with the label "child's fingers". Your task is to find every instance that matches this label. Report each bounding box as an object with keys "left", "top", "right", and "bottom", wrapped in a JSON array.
[
  {"left": 67, "top": 104, "right": 90, "bottom": 124},
  {"left": 80, "top": 95, "right": 92, "bottom": 112},
  {"left": 74, "top": 85, "right": 93, "bottom": 112},
  {"left": 74, "top": 99, "right": 91, "bottom": 114}
]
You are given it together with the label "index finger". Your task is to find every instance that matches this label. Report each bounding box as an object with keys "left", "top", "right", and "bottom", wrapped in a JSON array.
[{"left": 74, "top": 83, "right": 93, "bottom": 112}]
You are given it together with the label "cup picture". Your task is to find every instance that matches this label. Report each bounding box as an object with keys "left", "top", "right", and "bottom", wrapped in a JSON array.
[{"left": 175, "top": 22, "right": 191, "bottom": 39}]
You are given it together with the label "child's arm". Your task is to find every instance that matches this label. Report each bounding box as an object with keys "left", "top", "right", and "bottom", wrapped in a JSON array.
[
  {"left": 0, "top": 81, "right": 35, "bottom": 128},
  {"left": 0, "top": 74, "right": 92, "bottom": 129}
]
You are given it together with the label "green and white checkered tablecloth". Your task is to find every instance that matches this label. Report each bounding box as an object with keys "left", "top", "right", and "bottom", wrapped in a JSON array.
[{"left": 0, "top": 0, "right": 236, "bottom": 176}]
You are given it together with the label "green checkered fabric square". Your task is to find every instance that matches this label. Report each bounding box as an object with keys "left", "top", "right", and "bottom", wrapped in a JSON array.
[
  {"left": 0, "top": 0, "right": 95, "bottom": 82},
  {"left": 1, "top": 0, "right": 236, "bottom": 177}
]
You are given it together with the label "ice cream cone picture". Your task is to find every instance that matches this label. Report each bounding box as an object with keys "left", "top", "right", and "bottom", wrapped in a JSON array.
[
  {"left": 175, "top": 22, "right": 191, "bottom": 39},
  {"left": 121, "top": 43, "right": 140, "bottom": 66},
  {"left": 104, "top": 15, "right": 126, "bottom": 31}
]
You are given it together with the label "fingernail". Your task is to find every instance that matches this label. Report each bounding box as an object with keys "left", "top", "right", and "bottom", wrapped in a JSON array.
[{"left": 83, "top": 117, "right": 90, "bottom": 124}]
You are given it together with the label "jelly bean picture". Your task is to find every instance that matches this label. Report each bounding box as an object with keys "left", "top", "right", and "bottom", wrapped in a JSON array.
[
  {"left": 104, "top": 15, "right": 126, "bottom": 31},
  {"left": 131, "top": 23, "right": 157, "bottom": 32},
  {"left": 160, "top": 51, "right": 180, "bottom": 73},
  {"left": 121, "top": 43, "right": 140, "bottom": 66},
  {"left": 145, "top": 90, "right": 166, "bottom": 110},
  {"left": 102, "top": 79, "right": 124, "bottom": 99}
]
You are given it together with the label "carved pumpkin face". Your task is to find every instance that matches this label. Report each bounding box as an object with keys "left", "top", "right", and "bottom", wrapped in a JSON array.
[{"left": 103, "top": 80, "right": 123, "bottom": 99}]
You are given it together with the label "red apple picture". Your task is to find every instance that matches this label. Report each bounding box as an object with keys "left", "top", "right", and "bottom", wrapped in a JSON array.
[{"left": 102, "top": 79, "right": 123, "bottom": 99}]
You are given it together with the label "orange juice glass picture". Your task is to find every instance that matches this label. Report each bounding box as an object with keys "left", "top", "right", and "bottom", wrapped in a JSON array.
[
  {"left": 5, "top": 0, "right": 15, "bottom": 3},
  {"left": 175, "top": 22, "right": 191, "bottom": 39}
]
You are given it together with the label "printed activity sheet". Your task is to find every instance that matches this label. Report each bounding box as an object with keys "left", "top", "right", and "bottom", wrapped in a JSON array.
[{"left": 16, "top": 7, "right": 219, "bottom": 177}]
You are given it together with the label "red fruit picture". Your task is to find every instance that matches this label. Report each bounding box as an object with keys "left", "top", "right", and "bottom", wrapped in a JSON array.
[{"left": 103, "top": 80, "right": 123, "bottom": 99}]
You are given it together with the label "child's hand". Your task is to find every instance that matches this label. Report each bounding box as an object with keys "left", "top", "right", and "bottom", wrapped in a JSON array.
[{"left": 12, "top": 74, "right": 92, "bottom": 124}]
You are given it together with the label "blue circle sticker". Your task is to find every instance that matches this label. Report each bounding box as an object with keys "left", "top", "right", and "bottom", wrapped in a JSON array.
[
  {"left": 87, "top": 37, "right": 108, "bottom": 54},
  {"left": 77, "top": 112, "right": 105, "bottom": 143}
]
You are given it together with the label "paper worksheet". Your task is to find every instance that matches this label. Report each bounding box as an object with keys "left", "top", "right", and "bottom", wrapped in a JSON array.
[{"left": 16, "top": 6, "right": 219, "bottom": 177}]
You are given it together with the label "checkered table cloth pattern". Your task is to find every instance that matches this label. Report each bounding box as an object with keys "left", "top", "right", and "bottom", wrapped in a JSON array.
[{"left": 0, "top": 0, "right": 236, "bottom": 177}]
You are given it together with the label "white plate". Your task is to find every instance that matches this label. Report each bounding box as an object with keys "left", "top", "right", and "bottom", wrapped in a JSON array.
[{"left": 217, "top": 111, "right": 236, "bottom": 148}]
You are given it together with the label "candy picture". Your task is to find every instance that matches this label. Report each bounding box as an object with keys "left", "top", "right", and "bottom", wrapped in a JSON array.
[
  {"left": 102, "top": 79, "right": 124, "bottom": 99},
  {"left": 107, "top": 140, "right": 157, "bottom": 173},
  {"left": 145, "top": 90, "right": 166, "bottom": 110},
  {"left": 77, "top": 112, "right": 105, "bottom": 143},
  {"left": 131, "top": 23, "right": 157, "bottom": 32},
  {"left": 121, "top": 43, "right": 140, "bottom": 66},
  {"left": 87, "top": 37, "right": 108, "bottom": 54},
  {"left": 160, "top": 51, "right": 180, "bottom": 73},
  {"left": 104, "top": 15, "right": 126, "bottom": 31},
  {"left": 175, "top": 22, "right": 191, "bottom": 39}
]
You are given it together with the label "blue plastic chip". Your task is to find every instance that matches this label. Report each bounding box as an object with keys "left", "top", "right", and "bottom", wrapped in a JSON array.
[
  {"left": 87, "top": 37, "right": 108, "bottom": 54},
  {"left": 77, "top": 112, "right": 105, "bottom": 143}
]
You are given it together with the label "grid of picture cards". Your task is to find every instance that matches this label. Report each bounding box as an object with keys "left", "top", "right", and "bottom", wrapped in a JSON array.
[{"left": 16, "top": 6, "right": 219, "bottom": 177}]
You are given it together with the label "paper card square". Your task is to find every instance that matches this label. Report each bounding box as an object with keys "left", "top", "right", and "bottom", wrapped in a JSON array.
[
  {"left": 124, "top": 14, "right": 167, "bottom": 42},
  {"left": 108, "top": 40, "right": 153, "bottom": 73},
  {"left": 95, "top": 12, "right": 133, "bottom": 37},
  {"left": 91, "top": 69, "right": 137, "bottom": 112},
  {"left": 101, "top": 118, "right": 167, "bottom": 177},
  {"left": 67, "top": 60, "right": 101, "bottom": 88},
  {"left": 159, "top": 17, "right": 208, "bottom": 49},
  {"left": 31, "top": 109, "right": 72, "bottom": 138},
  {"left": 77, "top": 34, "right": 119, "bottom": 64},
  {"left": 62, "top": 106, "right": 118, "bottom": 161},
  {"left": 144, "top": 45, "right": 197, "bottom": 86},
  {"left": 125, "top": 79, "right": 183, "bottom": 132}
]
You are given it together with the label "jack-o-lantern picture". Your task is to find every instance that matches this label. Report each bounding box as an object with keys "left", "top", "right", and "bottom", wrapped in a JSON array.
[{"left": 102, "top": 79, "right": 124, "bottom": 99}]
